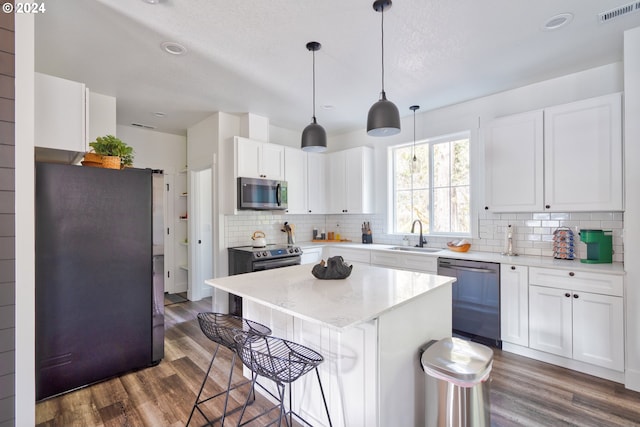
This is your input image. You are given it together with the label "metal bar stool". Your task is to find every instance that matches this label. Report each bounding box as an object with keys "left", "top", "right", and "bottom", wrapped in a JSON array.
[
  {"left": 234, "top": 334, "right": 333, "bottom": 427},
  {"left": 186, "top": 312, "right": 272, "bottom": 427}
]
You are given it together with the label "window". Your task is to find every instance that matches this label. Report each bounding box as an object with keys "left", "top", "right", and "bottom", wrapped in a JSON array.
[{"left": 390, "top": 131, "right": 471, "bottom": 235}]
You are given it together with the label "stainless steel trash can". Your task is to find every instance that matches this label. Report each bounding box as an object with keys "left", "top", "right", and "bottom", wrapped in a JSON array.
[{"left": 420, "top": 337, "right": 493, "bottom": 427}]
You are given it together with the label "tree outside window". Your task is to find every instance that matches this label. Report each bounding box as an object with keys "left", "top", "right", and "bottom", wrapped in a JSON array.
[{"left": 392, "top": 132, "right": 470, "bottom": 235}]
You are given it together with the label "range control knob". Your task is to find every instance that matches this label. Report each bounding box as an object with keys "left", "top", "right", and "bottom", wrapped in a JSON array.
[
  {"left": 262, "top": 251, "right": 268, "bottom": 257},
  {"left": 294, "top": 247, "right": 300, "bottom": 253},
  {"left": 255, "top": 252, "right": 261, "bottom": 258}
]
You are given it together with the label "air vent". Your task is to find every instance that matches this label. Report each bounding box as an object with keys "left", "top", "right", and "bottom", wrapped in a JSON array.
[
  {"left": 131, "top": 123, "right": 156, "bottom": 129},
  {"left": 599, "top": 1, "right": 640, "bottom": 23}
]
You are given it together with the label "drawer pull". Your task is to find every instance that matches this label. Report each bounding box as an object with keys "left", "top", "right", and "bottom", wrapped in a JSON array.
[
  {"left": 569, "top": 272, "right": 575, "bottom": 277},
  {"left": 511, "top": 266, "right": 516, "bottom": 270},
  {"left": 573, "top": 293, "right": 579, "bottom": 299},
  {"left": 565, "top": 293, "right": 571, "bottom": 298}
]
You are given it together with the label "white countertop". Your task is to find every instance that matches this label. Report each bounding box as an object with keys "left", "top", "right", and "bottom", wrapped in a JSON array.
[
  {"left": 205, "top": 264, "right": 454, "bottom": 331},
  {"left": 298, "top": 242, "right": 625, "bottom": 275}
]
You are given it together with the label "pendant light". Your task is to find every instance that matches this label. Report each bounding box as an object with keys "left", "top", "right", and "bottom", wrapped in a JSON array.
[
  {"left": 410, "top": 105, "right": 420, "bottom": 172},
  {"left": 367, "top": 0, "right": 400, "bottom": 137},
  {"left": 301, "top": 41, "right": 327, "bottom": 152}
]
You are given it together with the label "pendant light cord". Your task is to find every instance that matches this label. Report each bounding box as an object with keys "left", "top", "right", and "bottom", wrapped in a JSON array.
[
  {"left": 410, "top": 105, "right": 419, "bottom": 162},
  {"left": 380, "top": 6, "right": 385, "bottom": 94},
  {"left": 312, "top": 48, "right": 317, "bottom": 121}
]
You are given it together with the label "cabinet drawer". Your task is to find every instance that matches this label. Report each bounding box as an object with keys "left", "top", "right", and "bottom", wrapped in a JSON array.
[
  {"left": 327, "top": 247, "right": 371, "bottom": 264},
  {"left": 399, "top": 253, "right": 438, "bottom": 273},
  {"left": 371, "top": 251, "right": 438, "bottom": 273},
  {"left": 370, "top": 251, "right": 400, "bottom": 268},
  {"left": 529, "top": 267, "right": 623, "bottom": 296}
]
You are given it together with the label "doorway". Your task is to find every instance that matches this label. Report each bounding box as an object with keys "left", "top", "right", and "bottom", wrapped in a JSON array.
[{"left": 188, "top": 167, "right": 213, "bottom": 301}]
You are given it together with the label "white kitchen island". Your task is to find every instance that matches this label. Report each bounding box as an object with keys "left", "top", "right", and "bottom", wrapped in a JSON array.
[{"left": 204, "top": 263, "right": 454, "bottom": 427}]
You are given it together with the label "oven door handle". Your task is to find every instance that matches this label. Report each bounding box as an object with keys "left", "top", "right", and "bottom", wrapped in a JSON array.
[
  {"left": 253, "top": 256, "right": 300, "bottom": 271},
  {"left": 447, "top": 265, "right": 496, "bottom": 274}
]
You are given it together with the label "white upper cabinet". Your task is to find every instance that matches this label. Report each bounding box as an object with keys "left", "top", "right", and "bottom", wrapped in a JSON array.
[
  {"left": 543, "top": 93, "right": 623, "bottom": 211},
  {"left": 284, "top": 147, "right": 308, "bottom": 214},
  {"left": 484, "top": 111, "right": 543, "bottom": 212},
  {"left": 35, "top": 72, "right": 87, "bottom": 153},
  {"left": 328, "top": 146, "right": 374, "bottom": 214},
  {"left": 235, "top": 136, "right": 285, "bottom": 180},
  {"left": 306, "top": 152, "right": 327, "bottom": 214},
  {"left": 483, "top": 93, "right": 623, "bottom": 212}
]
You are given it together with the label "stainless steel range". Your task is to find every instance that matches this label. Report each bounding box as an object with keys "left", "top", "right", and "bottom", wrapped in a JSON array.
[{"left": 227, "top": 244, "right": 302, "bottom": 315}]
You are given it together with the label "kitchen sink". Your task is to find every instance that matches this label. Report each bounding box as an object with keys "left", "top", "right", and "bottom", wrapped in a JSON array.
[{"left": 389, "top": 246, "right": 443, "bottom": 253}]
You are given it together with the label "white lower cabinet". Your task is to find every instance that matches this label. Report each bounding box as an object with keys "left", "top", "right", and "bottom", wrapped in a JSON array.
[
  {"left": 528, "top": 266, "right": 624, "bottom": 372},
  {"left": 529, "top": 285, "right": 573, "bottom": 358},
  {"left": 370, "top": 251, "right": 437, "bottom": 273},
  {"left": 325, "top": 247, "right": 371, "bottom": 265},
  {"left": 300, "top": 246, "right": 323, "bottom": 265},
  {"left": 500, "top": 264, "right": 529, "bottom": 347}
]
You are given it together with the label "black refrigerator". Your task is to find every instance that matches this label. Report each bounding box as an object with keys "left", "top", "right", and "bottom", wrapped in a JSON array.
[{"left": 35, "top": 162, "right": 164, "bottom": 401}]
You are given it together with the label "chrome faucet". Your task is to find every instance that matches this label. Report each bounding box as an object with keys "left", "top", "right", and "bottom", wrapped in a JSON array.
[{"left": 411, "top": 220, "right": 427, "bottom": 247}]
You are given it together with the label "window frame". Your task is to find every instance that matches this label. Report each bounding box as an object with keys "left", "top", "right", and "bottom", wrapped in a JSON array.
[{"left": 388, "top": 130, "right": 473, "bottom": 238}]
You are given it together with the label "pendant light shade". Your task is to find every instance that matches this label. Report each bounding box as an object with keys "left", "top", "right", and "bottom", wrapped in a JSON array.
[
  {"left": 367, "top": 0, "right": 400, "bottom": 137},
  {"left": 301, "top": 41, "right": 327, "bottom": 152}
]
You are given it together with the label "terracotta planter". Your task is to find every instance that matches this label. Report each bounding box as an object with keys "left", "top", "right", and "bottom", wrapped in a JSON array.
[
  {"left": 81, "top": 152, "right": 103, "bottom": 167},
  {"left": 101, "top": 156, "right": 121, "bottom": 169}
]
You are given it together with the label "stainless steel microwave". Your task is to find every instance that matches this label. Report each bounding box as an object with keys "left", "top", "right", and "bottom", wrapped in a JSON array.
[{"left": 237, "top": 177, "right": 288, "bottom": 210}]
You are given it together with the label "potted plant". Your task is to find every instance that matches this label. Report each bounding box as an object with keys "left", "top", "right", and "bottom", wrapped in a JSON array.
[{"left": 88, "top": 135, "right": 134, "bottom": 169}]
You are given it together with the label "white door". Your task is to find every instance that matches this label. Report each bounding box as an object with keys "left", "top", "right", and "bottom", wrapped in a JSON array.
[
  {"left": 572, "top": 292, "right": 624, "bottom": 371},
  {"left": 543, "top": 93, "right": 623, "bottom": 211},
  {"left": 261, "top": 143, "right": 285, "bottom": 180},
  {"left": 188, "top": 168, "right": 213, "bottom": 301},
  {"left": 284, "top": 147, "right": 307, "bottom": 214},
  {"left": 327, "top": 151, "right": 346, "bottom": 213},
  {"left": 500, "top": 264, "right": 529, "bottom": 346},
  {"left": 236, "top": 137, "right": 261, "bottom": 178},
  {"left": 307, "top": 152, "right": 327, "bottom": 214},
  {"left": 483, "top": 110, "right": 543, "bottom": 212},
  {"left": 529, "top": 285, "right": 572, "bottom": 358}
]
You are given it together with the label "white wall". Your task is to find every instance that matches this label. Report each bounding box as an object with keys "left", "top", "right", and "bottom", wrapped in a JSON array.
[
  {"left": 15, "top": 13, "right": 36, "bottom": 427},
  {"left": 117, "top": 124, "right": 186, "bottom": 173},
  {"left": 269, "top": 123, "right": 300, "bottom": 148},
  {"left": 624, "top": 26, "right": 640, "bottom": 392}
]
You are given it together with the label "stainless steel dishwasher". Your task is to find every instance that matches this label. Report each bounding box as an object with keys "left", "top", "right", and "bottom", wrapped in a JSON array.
[{"left": 438, "top": 258, "right": 501, "bottom": 348}]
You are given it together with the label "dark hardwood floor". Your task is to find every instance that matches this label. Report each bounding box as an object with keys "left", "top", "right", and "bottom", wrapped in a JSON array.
[{"left": 36, "top": 297, "right": 640, "bottom": 427}]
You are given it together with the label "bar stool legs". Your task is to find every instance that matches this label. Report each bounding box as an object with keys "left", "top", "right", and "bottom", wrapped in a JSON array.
[
  {"left": 185, "top": 313, "right": 271, "bottom": 427},
  {"left": 234, "top": 334, "right": 333, "bottom": 427}
]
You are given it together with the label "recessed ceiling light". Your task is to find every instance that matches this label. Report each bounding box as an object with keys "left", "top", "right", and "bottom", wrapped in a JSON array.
[
  {"left": 153, "top": 112, "right": 166, "bottom": 118},
  {"left": 543, "top": 13, "right": 573, "bottom": 30},
  {"left": 161, "top": 41, "right": 187, "bottom": 55},
  {"left": 142, "top": 0, "right": 160, "bottom": 4}
]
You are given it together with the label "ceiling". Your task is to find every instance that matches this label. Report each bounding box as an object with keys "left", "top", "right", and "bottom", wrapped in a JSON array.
[{"left": 35, "top": 0, "right": 640, "bottom": 137}]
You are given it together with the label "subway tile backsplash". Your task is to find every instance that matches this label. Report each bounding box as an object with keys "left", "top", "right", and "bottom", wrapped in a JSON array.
[{"left": 224, "top": 211, "right": 624, "bottom": 263}]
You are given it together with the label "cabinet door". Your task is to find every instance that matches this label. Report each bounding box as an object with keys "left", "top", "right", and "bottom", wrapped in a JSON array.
[
  {"left": 572, "top": 292, "right": 624, "bottom": 371},
  {"left": 236, "top": 137, "right": 262, "bottom": 178},
  {"left": 544, "top": 93, "right": 623, "bottom": 211},
  {"left": 500, "top": 264, "right": 529, "bottom": 346},
  {"left": 261, "top": 143, "right": 285, "bottom": 180},
  {"left": 345, "top": 147, "right": 374, "bottom": 214},
  {"left": 35, "top": 72, "right": 87, "bottom": 153},
  {"left": 307, "top": 152, "right": 327, "bottom": 214},
  {"left": 300, "top": 247, "right": 323, "bottom": 265},
  {"left": 284, "top": 147, "right": 307, "bottom": 214},
  {"left": 483, "top": 110, "right": 543, "bottom": 212},
  {"left": 529, "top": 285, "right": 572, "bottom": 358},
  {"left": 327, "top": 151, "right": 347, "bottom": 213}
]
